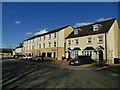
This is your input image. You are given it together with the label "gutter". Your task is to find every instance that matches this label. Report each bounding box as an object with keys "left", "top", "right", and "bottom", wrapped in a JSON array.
[{"left": 105, "top": 33, "right": 107, "bottom": 63}]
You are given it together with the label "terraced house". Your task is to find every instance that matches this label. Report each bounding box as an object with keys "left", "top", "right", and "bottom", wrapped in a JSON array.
[
  {"left": 65, "top": 18, "right": 120, "bottom": 64},
  {"left": 23, "top": 25, "right": 73, "bottom": 60},
  {"left": 13, "top": 43, "right": 23, "bottom": 55}
]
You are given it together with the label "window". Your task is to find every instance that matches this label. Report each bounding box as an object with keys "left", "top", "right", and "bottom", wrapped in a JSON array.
[
  {"left": 90, "top": 51, "right": 92, "bottom": 57},
  {"left": 74, "top": 29, "right": 78, "bottom": 35},
  {"left": 29, "top": 46, "right": 31, "bottom": 50},
  {"left": 98, "top": 36, "right": 103, "bottom": 42},
  {"left": 54, "top": 33, "right": 56, "bottom": 38},
  {"left": 43, "top": 36, "right": 45, "bottom": 40},
  {"left": 32, "top": 45, "right": 34, "bottom": 50},
  {"left": 84, "top": 50, "right": 92, "bottom": 57},
  {"left": 93, "top": 24, "right": 102, "bottom": 31},
  {"left": 74, "top": 28, "right": 81, "bottom": 35},
  {"left": 87, "top": 51, "right": 89, "bottom": 56},
  {"left": 43, "top": 43, "right": 45, "bottom": 48},
  {"left": 75, "top": 39, "right": 79, "bottom": 44},
  {"left": 75, "top": 51, "right": 78, "bottom": 57},
  {"left": 39, "top": 44, "right": 41, "bottom": 48},
  {"left": 93, "top": 24, "right": 98, "bottom": 31},
  {"left": 49, "top": 42, "right": 51, "bottom": 47},
  {"left": 26, "top": 46, "right": 28, "bottom": 50},
  {"left": 68, "top": 40, "right": 71, "bottom": 45},
  {"left": 49, "top": 34, "right": 51, "bottom": 39},
  {"left": 39, "top": 37, "right": 41, "bottom": 41},
  {"left": 54, "top": 42, "right": 56, "bottom": 47},
  {"left": 87, "top": 37, "right": 92, "bottom": 43}
]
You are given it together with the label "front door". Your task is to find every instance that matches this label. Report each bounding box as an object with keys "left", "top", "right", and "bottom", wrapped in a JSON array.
[
  {"left": 47, "top": 53, "right": 52, "bottom": 58},
  {"left": 99, "top": 50, "right": 103, "bottom": 62},
  {"left": 68, "top": 51, "right": 71, "bottom": 60},
  {"left": 42, "top": 53, "right": 46, "bottom": 57},
  {"left": 53, "top": 52, "right": 56, "bottom": 59}
]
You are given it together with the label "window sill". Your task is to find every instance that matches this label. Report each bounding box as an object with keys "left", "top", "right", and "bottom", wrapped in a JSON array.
[
  {"left": 97, "top": 42, "right": 103, "bottom": 44},
  {"left": 87, "top": 43, "right": 92, "bottom": 45}
]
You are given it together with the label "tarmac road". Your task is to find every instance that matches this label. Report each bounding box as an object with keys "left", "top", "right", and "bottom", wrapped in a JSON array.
[{"left": 2, "top": 59, "right": 119, "bottom": 89}]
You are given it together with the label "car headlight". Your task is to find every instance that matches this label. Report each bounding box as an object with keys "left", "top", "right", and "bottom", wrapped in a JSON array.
[{"left": 75, "top": 61, "right": 79, "bottom": 63}]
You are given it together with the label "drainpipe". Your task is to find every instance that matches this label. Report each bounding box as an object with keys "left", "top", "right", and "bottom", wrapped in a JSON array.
[
  {"left": 57, "top": 32, "right": 58, "bottom": 60},
  {"left": 105, "top": 33, "right": 107, "bottom": 63}
]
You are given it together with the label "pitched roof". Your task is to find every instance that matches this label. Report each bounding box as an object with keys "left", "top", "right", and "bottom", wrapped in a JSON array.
[
  {"left": 15, "top": 45, "right": 23, "bottom": 49},
  {"left": 72, "top": 47, "right": 81, "bottom": 50},
  {"left": 24, "top": 25, "right": 71, "bottom": 41},
  {"left": 66, "top": 18, "right": 116, "bottom": 39}
]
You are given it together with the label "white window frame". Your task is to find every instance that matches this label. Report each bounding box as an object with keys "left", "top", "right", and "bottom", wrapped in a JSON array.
[
  {"left": 87, "top": 37, "right": 92, "bottom": 43},
  {"left": 39, "top": 37, "right": 41, "bottom": 41},
  {"left": 43, "top": 43, "right": 45, "bottom": 48},
  {"left": 98, "top": 36, "right": 103, "bottom": 43},
  {"left": 68, "top": 40, "right": 71, "bottom": 45},
  {"left": 74, "top": 29, "right": 78, "bottom": 34},
  {"left": 84, "top": 50, "right": 93, "bottom": 57},
  {"left": 32, "top": 39, "right": 34, "bottom": 43},
  {"left": 54, "top": 33, "right": 56, "bottom": 38},
  {"left": 93, "top": 24, "right": 99, "bottom": 31},
  {"left": 75, "top": 39, "right": 79, "bottom": 45},
  {"left": 32, "top": 45, "right": 34, "bottom": 50},
  {"left": 43, "top": 36, "right": 45, "bottom": 40},
  {"left": 49, "top": 34, "right": 51, "bottom": 39},
  {"left": 39, "top": 44, "right": 41, "bottom": 48},
  {"left": 54, "top": 42, "right": 56, "bottom": 47},
  {"left": 49, "top": 42, "right": 51, "bottom": 47},
  {"left": 29, "top": 46, "right": 31, "bottom": 50}
]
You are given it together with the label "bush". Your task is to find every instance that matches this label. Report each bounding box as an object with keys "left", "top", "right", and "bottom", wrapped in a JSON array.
[
  {"left": 18, "top": 57, "right": 23, "bottom": 60},
  {"left": 45, "top": 57, "right": 55, "bottom": 61}
]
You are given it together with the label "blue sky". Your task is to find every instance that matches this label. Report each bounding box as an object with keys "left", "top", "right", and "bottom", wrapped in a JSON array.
[{"left": 2, "top": 2, "right": 118, "bottom": 48}]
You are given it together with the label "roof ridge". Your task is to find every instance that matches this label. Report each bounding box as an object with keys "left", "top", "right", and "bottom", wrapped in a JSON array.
[
  {"left": 24, "top": 25, "right": 71, "bottom": 41},
  {"left": 76, "top": 18, "right": 116, "bottom": 28}
]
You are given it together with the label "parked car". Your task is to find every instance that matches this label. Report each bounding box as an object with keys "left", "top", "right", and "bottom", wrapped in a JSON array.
[
  {"left": 69, "top": 55, "right": 93, "bottom": 66},
  {"left": 31, "top": 55, "right": 45, "bottom": 61},
  {"left": 23, "top": 56, "right": 34, "bottom": 60},
  {"left": 12, "top": 54, "right": 25, "bottom": 59}
]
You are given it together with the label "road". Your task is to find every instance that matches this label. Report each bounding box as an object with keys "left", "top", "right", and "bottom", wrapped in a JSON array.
[{"left": 2, "top": 59, "right": 119, "bottom": 89}]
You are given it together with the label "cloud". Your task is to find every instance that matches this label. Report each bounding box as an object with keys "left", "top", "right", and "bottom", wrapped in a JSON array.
[
  {"left": 14, "top": 21, "right": 21, "bottom": 24},
  {"left": 26, "top": 32, "right": 32, "bottom": 36},
  {"left": 34, "top": 28, "right": 48, "bottom": 36},
  {"left": 74, "top": 22, "right": 93, "bottom": 27},
  {"left": 96, "top": 17, "right": 112, "bottom": 22}
]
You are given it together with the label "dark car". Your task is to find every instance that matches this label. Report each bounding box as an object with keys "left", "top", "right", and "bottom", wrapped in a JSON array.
[{"left": 69, "top": 55, "right": 93, "bottom": 65}]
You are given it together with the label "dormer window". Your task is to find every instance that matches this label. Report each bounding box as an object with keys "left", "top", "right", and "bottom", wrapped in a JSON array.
[
  {"left": 93, "top": 24, "right": 102, "bottom": 31},
  {"left": 74, "top": 28, "right": 81, "bottom": 35}
]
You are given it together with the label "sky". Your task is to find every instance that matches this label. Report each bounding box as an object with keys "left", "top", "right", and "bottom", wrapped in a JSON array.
[{"left": 2, "top": 2, "right": 119, "bottom": 48}]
